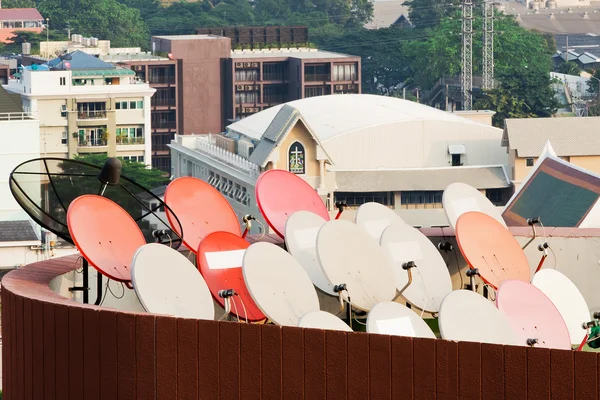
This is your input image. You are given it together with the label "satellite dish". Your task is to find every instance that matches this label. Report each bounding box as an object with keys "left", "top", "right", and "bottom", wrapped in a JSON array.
[
  {"left": 131, "top": 243, "right": 214, "bottom": 320},
  {"left": 197, "top": 231, "right": 265, "bottom": 322},
  {"left": 316, "top": 219, "right": 397, "bottom": 311},
  {"left": 255, "top": 169, "right": 329, "bottom": 238},
  {"left": 67, "top": 195, "right": 145, "bottom": 284},
  {"left": 298, "top": 310, "right": 352, "bottom": 332},
  {"left": 438, "top": 290, "right": 518, "bottom": 345},
  {"left": 455, "top": 211, "right": 530, "bottom": 289},
  {"left": 284, "top": 210, "right": 335, "bottom": 296},
  {"left": 9, "top": 157, "right": 182, "bottom": 247},
  {"left": 532, "top": 269, "right": 590, "bottom": 345},
  {"left": 242, "top": 242, "right": 320, "bottom": 326},
  {"left": 443, "top": 182, "right": 507, "bottom": 230},
  {"left": 366, "top": 301, "right": 436, "bottom": 338},
  {"left": 496, "top": 280, "right": 571, "bottom": 350},
  {"left": 164, "top": 177, "right": 240, "bottom": 254},
  {"left": 380, "top": 223, "right": 452, "bottom": 313},
  {"left": 355, "top": 202, "right": 407, "bottom": 243}
]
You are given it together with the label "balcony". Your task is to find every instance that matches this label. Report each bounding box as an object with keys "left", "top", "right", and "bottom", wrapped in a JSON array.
[
  {"left": 77, "top": 110, "right": 107, "bottom": 120},
  {"left": 78, "top": 138, "right": 107, "bottom": 147},
  {"left": 149, "top": 76, "right": 176, "bottom": 85},
  {"left": 151, "top": 98, "right": 176, "bottom": 107},
  {"left": 117, "top": 137, "right": 145, "bottom": 145},
  {"left": 263, "top": 73, "right": 287, "bottom": 82},
  {"left": 305, "top": 74, "right": 330, "bottom": 82}
]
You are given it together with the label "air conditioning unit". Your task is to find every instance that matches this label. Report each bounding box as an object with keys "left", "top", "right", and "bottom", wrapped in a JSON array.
[
  {"left": 244, "top": 85, "right": 254, "bottom": 91},
  {"left": 347, "top": 84, "right": 356, "bottom": 90},
  {"left": 236, "top": 85, "right": 244, "bottom": 91},
  {"left": 235, "top": 62, "right": 243, "bottom": 68},
  {"left": 134, "top": 65, "right": 143, "bottom": 71},
  {"left": 237, "top": 140, "right": 255, "bottom": 158},
  {"left": 335, "top": 85, "right": 344, "bottom": 91},
  {"left": 251, "top": 62, "right": 259, "bottom": 68},
  {"left": 243, "top": 62, "right": 251, "bottom": 68},
  {"left": 244, "top": 107, "right": 259, "bottom": 113}
]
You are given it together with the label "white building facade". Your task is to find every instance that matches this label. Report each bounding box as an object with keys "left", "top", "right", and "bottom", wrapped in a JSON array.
[
  {"left": 169, "top": 94, "right": 511, "bottom": 229},
  {"left": 3, "top": 62, "right": 155, "bottom": 166}
]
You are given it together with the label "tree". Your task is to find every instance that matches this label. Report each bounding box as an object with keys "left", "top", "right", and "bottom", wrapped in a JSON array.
[
  {"left": 587, "top": 69, "right": 600, "bottom": 96},
  {"left": 405, "top": 0, "right": 459, "bottom": 29},
  {"left": 37, "top": 0, "right": 149, "bottom": 49},
  {"left": 1, "top": 0, "right": 35, "bottom": 7},
  {"left": 475, "top": 69, "right": 560, "bottom": 127},
  {"left": 558, "top": 61, "right": 581, "bottom": 76},
  {"left": 0, "top": 30, "right": 68, "bottom": 55}
]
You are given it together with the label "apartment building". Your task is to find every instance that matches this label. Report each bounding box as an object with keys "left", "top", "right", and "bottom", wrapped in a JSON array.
[
  {"left": 224, "top": 48, "right": 361, "bottom": 122},
  {"left": 103, "top": 53, "right": 182, "bottom": 173},
  {"left": 3, "top": 50, "right": 155, "bottom": 165},
  {"left": 0, "top": 8, "right": 44, "bottom": 43}
]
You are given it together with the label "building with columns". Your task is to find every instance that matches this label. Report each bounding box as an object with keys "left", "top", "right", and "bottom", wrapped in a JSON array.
[{"left": 168, "top": 94, "right": 511, "bottom": 231}]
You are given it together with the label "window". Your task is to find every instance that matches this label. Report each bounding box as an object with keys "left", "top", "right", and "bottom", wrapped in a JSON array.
[
  {"left": 242, "top": 186, "right": 248, "bottom": 206},
  {"left": 117, "top": 101, "right": 128, "bottom": 110},
  {"left": 335, "top": 192, "right": 393, "bottom": 207},
  {"left": 121, "top": 155, "right": 145, "bottom": 163},
  {"left": 60, "top": 104, "right": 67, "bottom": 117},
  {"left": 526, "top": 158, "right": 534, "bottom": 167},
  {"left": 61, "top": 131, "right": 67, "bottom": 145},
  {"left": 452, "top": 154, "right": 462, "bottom": 166},
  {"left": 136, "top": 101, "right": 143, "bottom": 109},
  {"left": 485, "top": 188, "right": 507, "bottom": 206},
  {"left": 401, "top": 191, "right": 443, "bottom": 205},
  {"left": 288, "top": 141, "right": 305, "bottom": 174},
  {"left": 59, "top": 77, "right": 66, "bottom": 86}
]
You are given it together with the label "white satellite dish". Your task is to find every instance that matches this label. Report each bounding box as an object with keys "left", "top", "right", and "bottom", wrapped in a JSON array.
[
  {"left": 242, "top": 242, "right": 320, "bottom": 326},
  {"left": 131, "top": 243, "right": 214, "bottom": 320},
  {"left": 298, "top": 310, "right": 353, "bottom": 332},
  {"left": 366, "top": 301, "right": 436, "bottom": 338},
  {"left": 284, "top": 210, "right": 335, "bottom": 296},
  {"left": 355, "top": 202, "right": 407, "bottom": 243},
  {"left": 380, "top": 223, "right": 452, "bottom": 313},
  {"left": 532, "top": 269, "right": 591, "bottom": 345},
  {"left": 438, "top": 290, "right": 518, "bottom": 345},
  {"left": 316, "top": 220, "right": 397, "bottom": 311},
  {"left": 443, "top": 182, "right": 507, "bottom": 231}
]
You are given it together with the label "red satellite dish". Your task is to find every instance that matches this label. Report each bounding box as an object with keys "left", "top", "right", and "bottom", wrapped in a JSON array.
[
  {"left": 67, "top": 194, "right": 145, "bottom": 283},
  {"left": 164, "top": 177, "right": 240, "bottom": 254},
  {"left": 455, "top": 211, "right": 530, "bottom": 289},
  {"left": 64, "top": 61, "right": 71, "bottom": 69},
  {"left": 197, "top": 231, "right": 265, "bottom": 322},
  {"left": 255, "top": 169, "right": 329, "bottom": 238}
]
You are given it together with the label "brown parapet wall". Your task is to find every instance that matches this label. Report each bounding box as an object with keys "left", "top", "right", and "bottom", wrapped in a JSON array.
[{"left": 2, "top": 253, "right": 600, "bottom": 398}]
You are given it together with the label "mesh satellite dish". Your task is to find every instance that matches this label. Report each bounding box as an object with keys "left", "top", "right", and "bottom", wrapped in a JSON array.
[
  {"left": 443, "top": 182, "right": 507, "bottom": 230},
  {"left": 67, "top": 195, "right": 145, "bottom": 285},
  {"left": 255, "top": 169, "right": 330, "bottom": 238},
  {"left": 10, "top": 157, "right": 183, "bottom": 304},
  {"left": 298, "top": 310, "right": 353, "bottom": 332},
  {"left": 496, "top": 280, "right": 571, "bottom": 350},
  {"left": 456, "top": 211, "right": 530, "bottom": 290},
  {"left": 438, "top": 290, "right": 518, "bottom": 345},
  {"left": 284, "top": 210, "right": 335, "bottom": 296},
  {"left": 355, "top": 202, "right": 407, "bottom": 243},
  {"left": 531, "top": 269, "right": 590, "bottom": 346},
  {"left": 9, "top": 157, "right": 182, "bottom": 246},
  {"left": 316, "top": 220, "right": 397, "bottom": 312},
  {"left": 380, "top": 223, "right": 452, "bottom": 313},
  {"left": 366, "top": 301, "right": 436, "bottom": 338},
  {"left": 131, "top": 243, "right": 214, "bottom": 320},
  {"left": 197, "top": 231, "right": 265, "bottom": 322},
  {"left": 242, "top": 242, "right": 321, "bottom": 326},
  {"left": 164, "top": 177, "right": 241, "bottom": 254}
]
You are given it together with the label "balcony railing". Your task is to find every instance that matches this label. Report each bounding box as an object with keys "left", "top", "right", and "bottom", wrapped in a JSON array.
[
  {"left": 149, "top": 76, "right": 175, "bottom": 84},
  {"left": 305, "top": 74, "right": 330, "bottom": 82},
  {"left": 151, "top": 98, "right": 176, "bottom": 107},
  {"left": 117, "top": 137, "right": 145, "bottom": 145},
  {"left": 77, "top": 110, "right": 107, "bottom": 119},
  {"left": 78, "top": 138, "right": 107, "bottom": 147},
  {"left": 153, "top": 121, "right": 177, "bottom": 129},
  {"left": 263, "top": 73, "right": 286, "bottom": 81},
  {"left": 0, "top": 112, "right": 36, "bottom": 121}
]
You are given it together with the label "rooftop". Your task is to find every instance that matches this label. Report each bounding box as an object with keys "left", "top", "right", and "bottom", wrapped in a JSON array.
[
  {"left": 230, "top": 48, "right": 354, "bottom": 60},
  {"left": 364, "top": 0, "right": 410, "bottom": 29},
  {"left": 0, "top": 8, "right": 43, "bottom": 21},
  {"left": 100, "top": 53, "right": 169, "bottom": 63},
  {"left": 0, "top": 85, "right": 23, "bottom": 114},
  {"left": 228, "top": 94, "right": 483, "bottom": 141},
  {"left": 507, "top": 3, "right": 600, "bottom": 35},
  {"left": 152, "top": 34, "right": 226, "bottom": 41},
  {"left": 0, "top": 220, "right": 38, "bottom": 242},
  {"left": 47, "top": 50, "right": 116, "bottom": 70},
  {"left": 503, "top": 116, "right": 600, "bottom": 157}
]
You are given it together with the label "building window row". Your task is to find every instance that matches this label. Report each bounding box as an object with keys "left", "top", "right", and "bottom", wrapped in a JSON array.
[
  {"left": 1, "top": 20, "right": 42, "bottom": 28},
  {"left": 401, "top": 191, "right": 443, "bottom": 205},
  {"left": 332, "top": 64, "right": 358, "bottom": 82},
  {"left": 121, "top": 155, "right": 145, "bottom": 163},
  {"left": 116, "top": 100, "right": 143, "bottom": 110},
  {"left": 77, "top": 102, "right": 106, "bottom": 119},
  {"left": 334, "top": 192, "right": 394, "bottom": 207},
  {"left": 208, "top": 171, "right": 250, "bottom": 206}
]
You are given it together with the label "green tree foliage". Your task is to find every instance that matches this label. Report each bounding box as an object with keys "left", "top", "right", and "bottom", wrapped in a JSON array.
[
  {"left": 72, "top": 154, "right": 169, "bottom": 189},
  {"left": 587, "top": 69, "right": 600, "bottom": 96},
  {"left": 1, "top": 0, "right": 35, "bottom": 7},
  {"left": 558, "top": 61, "right": 581, "bottom": 75},
  {"left": 0, "top": 30, "right": 68, "bottom": 54},
  {"left": 37, "top": 0, "right": 149, "bottom": 48},
  {"left": 475, "top": 69, "right": 559, "bottom": 127},
  {"left": 405, "top": 0, "right": 459, "bottom": 29}
]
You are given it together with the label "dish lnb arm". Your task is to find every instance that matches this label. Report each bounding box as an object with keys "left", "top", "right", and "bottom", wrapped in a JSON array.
[
  {"left": 218, "top": 289, "right": 236, "bottom": 298},
  {"left": 527, "top": 217, "right": 541, "bottom": 226},
  {"left": 334, "top": 202, "right": 347, "bottom": 220},
  {"left": 527, "top": 338, "right": 539, "bottom": 347},
  {"left": 465, "top": 268, "right": 479, "bottom": 293},
  {"left": 395, "top": 261, "right": 416, "bottom": 299},
  {"left": 242, "top": 214, "right": 256, "bottom": 239}
]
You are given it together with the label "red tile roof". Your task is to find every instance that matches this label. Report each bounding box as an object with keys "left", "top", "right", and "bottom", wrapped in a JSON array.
[{"left": 0, "top": 8, "right": 43, "bottom": 21}]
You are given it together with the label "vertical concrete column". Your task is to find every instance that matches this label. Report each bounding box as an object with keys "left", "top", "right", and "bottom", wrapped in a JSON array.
[{"left": 319, "top": 159, "right": 326, "bottom": 190}]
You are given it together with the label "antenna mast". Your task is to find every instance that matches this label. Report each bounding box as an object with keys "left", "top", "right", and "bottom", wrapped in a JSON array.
[
  {"left": 462, "top": 0, "right": 473, "bottom": 110},
  {"left": 482, "top": 0, "right": 495, "bottom": 89}
]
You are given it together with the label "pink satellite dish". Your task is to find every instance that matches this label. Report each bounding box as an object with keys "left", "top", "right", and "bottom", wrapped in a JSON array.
[
  {"left": 255, "top": 169, "right": 329, "bottom": 238},
  {"left": 496, "top": 280, "right": 571, "bottom": 350}
]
